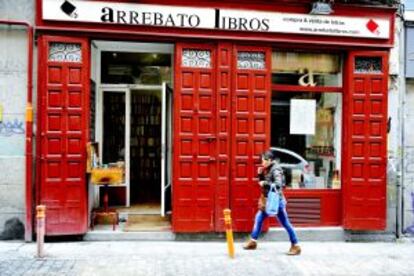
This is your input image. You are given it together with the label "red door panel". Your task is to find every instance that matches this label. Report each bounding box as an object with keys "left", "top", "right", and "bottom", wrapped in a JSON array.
[
  {"left": 214, "top": 43, "right": 232, "bottom": 231},
  {"left": 343, "top": 52, "right": 388, "bottom": 230},
  {"left": 173, "top": 43, "right": 217, "bottom": 232},
  {"left": 37, "top": 36, "right": 89, "bottom": 235},
  {"left": 230, "top": 46, "right": 271, "bottom": 232}
]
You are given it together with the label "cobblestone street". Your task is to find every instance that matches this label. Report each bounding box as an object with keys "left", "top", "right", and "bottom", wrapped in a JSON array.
[{"left": 0, "top": 240, "right": 413, "bottom": 276}]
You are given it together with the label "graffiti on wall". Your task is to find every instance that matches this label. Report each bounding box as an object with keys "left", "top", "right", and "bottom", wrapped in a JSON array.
[
  {"left": 0, "top": 102, "right": 25, "bottom": 155},
  {"left": 0, "top": 119, "right": 25, "bottom": 136},
  {"left": 0, "top": 103, "right": 24, "bottom": 137}
]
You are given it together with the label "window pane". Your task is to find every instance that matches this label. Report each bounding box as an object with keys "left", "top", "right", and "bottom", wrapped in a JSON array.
[
  {"left": 272, "top": 51, "right": 342, "bottom": 87},
  {"left": 182, "top": 49, "right": 211, "bottom": 68},
  {"left": 103, "top": 92, "right": 125, "bottom": 165},
  {"left": 271, "top": 91, "right": 342, "bottom": 189},
  {"left": 100, "top": 51, "right": 171, "bottom": 84},
  {"left": 354, "top": 56, "right": 382, "bottom": 74},
  {"left": 237, "top": 51, "right": 265, "bottom": 69},
  {"left": 49, "top": 43, "right": 81, "bottom": 62}
]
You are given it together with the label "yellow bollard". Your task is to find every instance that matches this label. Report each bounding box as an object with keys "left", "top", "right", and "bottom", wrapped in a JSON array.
[
  {"left": 25, "top": 103, "right": 33, "bottom": 123},
  {"left": 223, "top": 209, "right": 235, "bottom": 258},
  {"left": 36, "top": 205, "right": 46, "bottom": 258}
]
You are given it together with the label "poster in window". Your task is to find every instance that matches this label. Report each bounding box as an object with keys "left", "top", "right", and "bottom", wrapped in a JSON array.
[{"left": 290, "top": 99, "right": 316, "bottom": 135}]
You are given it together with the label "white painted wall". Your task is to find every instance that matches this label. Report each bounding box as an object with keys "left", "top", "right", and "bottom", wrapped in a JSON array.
[{"left": 0, "top": 0, "right": 34, "bottom": 236}]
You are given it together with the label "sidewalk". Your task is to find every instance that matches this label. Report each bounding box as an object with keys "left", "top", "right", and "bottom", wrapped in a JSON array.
[{"left": 0, "top": 240, "right": 413, "bottom": 276}]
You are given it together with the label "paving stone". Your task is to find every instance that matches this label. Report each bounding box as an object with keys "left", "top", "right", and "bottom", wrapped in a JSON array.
[{"left": 0, "top": 241, "right": 413, "bottom": 276}]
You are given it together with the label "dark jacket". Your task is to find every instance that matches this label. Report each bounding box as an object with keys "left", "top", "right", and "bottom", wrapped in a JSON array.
[{"left": 258, "top": 161, "right": 284, "bottom": 198}]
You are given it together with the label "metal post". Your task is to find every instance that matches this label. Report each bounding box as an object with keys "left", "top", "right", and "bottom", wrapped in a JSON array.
[
  {"left": 223, "top": 209, "right": 235, "bottom": 258},
  {"left": 36, "top": 205, "right": 46, "bottom": 258}
]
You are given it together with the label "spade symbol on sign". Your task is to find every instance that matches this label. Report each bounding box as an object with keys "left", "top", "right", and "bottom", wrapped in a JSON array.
[{"left": 60, "top": 0, "right": 78, "bottom": 18}]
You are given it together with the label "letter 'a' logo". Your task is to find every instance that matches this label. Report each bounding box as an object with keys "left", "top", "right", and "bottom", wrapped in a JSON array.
[{"left": 61, "top": 0, "right": 78, "bottom": 18}]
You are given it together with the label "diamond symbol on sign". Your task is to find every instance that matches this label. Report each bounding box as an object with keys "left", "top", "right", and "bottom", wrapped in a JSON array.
[{"left": 366, "top": 19, "right": 379, "bottom": 34}]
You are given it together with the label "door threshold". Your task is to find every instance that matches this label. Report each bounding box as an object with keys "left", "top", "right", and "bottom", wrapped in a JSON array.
[{"left": 85, "top": 227, "right": 175, "bottom": 241}]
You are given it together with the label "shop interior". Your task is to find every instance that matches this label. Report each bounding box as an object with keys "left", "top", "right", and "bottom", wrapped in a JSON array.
[{"left": 90, "top": 41, "right": 173, "bottom": 231}]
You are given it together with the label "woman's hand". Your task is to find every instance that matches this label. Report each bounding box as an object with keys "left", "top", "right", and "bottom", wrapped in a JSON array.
[
  {"left": 257, "top": 166, "right": 264, "bottom": 174},
  {"left": 258, "top": 180, "right": 268, "bottom": 187}
]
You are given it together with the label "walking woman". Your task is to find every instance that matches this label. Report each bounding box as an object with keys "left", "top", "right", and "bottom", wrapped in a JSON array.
[{"left": 243, "top": 150, "right": 301, "bottom": 255}]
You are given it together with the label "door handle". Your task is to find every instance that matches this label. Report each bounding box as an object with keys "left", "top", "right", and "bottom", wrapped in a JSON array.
[{"left": 209, "top": 157, "right": 216, "bottom": 162}]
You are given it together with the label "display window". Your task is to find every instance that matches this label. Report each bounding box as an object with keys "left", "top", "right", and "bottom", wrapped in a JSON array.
[
  {"left": 271, "top": 51, "right": 343, "bottom": 190},
  {"left": 272, "top": 52, "right": 342, "bottom": 87}
]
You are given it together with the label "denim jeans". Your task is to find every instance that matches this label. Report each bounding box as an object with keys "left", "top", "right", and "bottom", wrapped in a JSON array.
[{"left": 250, "top": 198, "right": 298, "bottom": 245}]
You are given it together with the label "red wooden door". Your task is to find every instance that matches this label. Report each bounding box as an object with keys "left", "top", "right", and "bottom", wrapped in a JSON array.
[
  {"left": 173, "top": 43, "right": 217, "bottom": 232},
  {"left": 343, "top": 51, "right": 388, "bottom": 230},
  {"left": 37, "top": 36, "right": 89, "bottom": 235},
  {"left": 230, "top": 46, "right": 271, "bottom": 232}
]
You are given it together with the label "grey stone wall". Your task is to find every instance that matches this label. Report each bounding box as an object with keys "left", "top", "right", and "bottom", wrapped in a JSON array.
[
  {"left": 403, "top": 81, "right": 414, "bottom": 236},
  {"left": 0, "top": 0, "right": 34, "bottom": 238},
  {"left": 0, "top": 0, "right": 34, "bottom": 24}
]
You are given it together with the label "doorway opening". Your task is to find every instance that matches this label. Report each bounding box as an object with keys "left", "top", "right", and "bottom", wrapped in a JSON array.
[{"left": 91, "top": 41, "right": 173, "bottom": 231}]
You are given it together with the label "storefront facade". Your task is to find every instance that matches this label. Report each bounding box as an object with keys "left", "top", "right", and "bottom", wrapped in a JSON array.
[{"left": 31, "top": 0, "right": 395, "bottom": 236}]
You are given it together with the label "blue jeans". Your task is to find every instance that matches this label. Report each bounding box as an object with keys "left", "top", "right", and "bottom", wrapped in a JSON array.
[{"left": 250, "top": 199, "right": 298, "bottom": 245}]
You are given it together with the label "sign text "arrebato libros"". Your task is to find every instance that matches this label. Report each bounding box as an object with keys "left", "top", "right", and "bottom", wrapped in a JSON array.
[
  {"left": 100, "top": 7, "right": 270, "bottom": 31},
  {"left": 43, "top": 0, "right": 390, "bottom": 39}
]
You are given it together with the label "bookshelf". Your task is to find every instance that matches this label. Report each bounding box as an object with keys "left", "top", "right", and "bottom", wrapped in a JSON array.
[{"left": 130, "top": 90, "right": 161, "bottom": 203}]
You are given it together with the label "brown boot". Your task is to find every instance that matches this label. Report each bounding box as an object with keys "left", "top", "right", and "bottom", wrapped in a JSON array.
[
  {"left": 243, "top": 239, "right": 257, "bottom": 250},
  {"left": 287, "top": 244, "right": 301, "bottom": 255}
]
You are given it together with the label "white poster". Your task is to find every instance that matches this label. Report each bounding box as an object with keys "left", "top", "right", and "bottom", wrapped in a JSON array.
[{"left": 290, "top": 99, "right": 316, "bottom": 135}]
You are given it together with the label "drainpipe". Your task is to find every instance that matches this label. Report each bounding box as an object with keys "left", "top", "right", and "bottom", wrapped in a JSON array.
[{"left": 0, "top": 20, "right": 34, "bottom": 242}]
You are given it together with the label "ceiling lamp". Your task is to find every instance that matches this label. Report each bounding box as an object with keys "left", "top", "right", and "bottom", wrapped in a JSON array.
[{"left": 310, "top": 1, "right": 334, "bottom": 15}]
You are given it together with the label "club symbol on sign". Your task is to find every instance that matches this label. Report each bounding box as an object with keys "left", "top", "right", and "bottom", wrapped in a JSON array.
[
  {"left": 366, "top": 19, "right": 379, "bottom": 35},
  {"left": 60, "top": 0, "right": 78, "bottom": 18}
]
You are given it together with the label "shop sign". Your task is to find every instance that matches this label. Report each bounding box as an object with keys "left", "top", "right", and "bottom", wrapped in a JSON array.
[{"left": 43, "top": 0, "right": 390, "bottom": 39}]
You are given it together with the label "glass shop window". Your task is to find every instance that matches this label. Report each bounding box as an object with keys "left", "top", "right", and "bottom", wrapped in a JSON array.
[
  {"left": 271, "top": 92, "right": 342, "bottom": 189},
  {"left": 100, "top": 52, "right": 171, "bottom": 84},
  {"left": 272, "top": 52, "right": 342, "bottom": 87},
  {"left": 271, "top": 51, "right": 343, "bottom": 190}
]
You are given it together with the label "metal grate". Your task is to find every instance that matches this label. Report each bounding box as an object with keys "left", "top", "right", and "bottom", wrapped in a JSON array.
[{"left": 286, "top": 197, "right": 321, "bottom": 225}]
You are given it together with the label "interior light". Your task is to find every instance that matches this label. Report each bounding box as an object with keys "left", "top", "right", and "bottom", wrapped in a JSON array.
[{"left": 310, "top": 1, "right": 333, "bottom": 15}]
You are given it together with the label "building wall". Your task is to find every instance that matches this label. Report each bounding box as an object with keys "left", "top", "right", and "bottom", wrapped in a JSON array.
[
  {"left": 402, "top": 0, "right": 414, "bottom": 237},
  {"left": 383, "top": 13, "right": 406, "bottom": 237},
  {"left": 0, "top": 0, "right": 34, "bottom": 238},
  {"left": 403, "top": 80, "right": 414, "bottom": 235}
]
